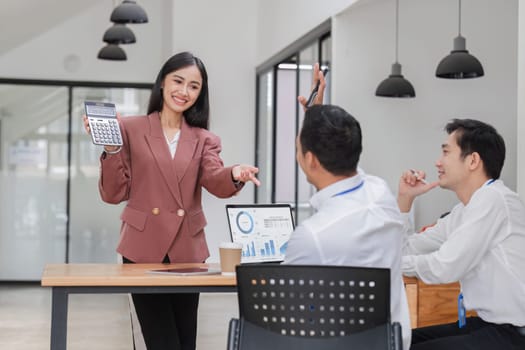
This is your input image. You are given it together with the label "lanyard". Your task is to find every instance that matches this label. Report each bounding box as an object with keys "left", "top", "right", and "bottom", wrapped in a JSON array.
[
  {"left": 458, "top": 293, "right": 466, "bottom": 328},
  {"left": 486, "top": 179, "right": 495, "bottom": 186},
  {"left": 332, "top": 180, "right": 365, "bottom": 197}
]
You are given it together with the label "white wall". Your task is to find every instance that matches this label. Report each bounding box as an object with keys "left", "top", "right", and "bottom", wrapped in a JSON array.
[
  {"left": 333, "top": 0, "right": 518, "bottom": 227},
  {"left": 255, "top": 0, "right": 358, "bottom": 65}
]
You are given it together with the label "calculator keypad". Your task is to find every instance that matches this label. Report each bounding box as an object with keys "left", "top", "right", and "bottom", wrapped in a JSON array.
[{"left": 89, "top": 118, "right": 123, "bottom": 146}]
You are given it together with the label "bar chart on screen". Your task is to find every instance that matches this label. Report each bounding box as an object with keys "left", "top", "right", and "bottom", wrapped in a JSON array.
[{"left": 226, "top": 204, "right": 295, "bottom": 263}]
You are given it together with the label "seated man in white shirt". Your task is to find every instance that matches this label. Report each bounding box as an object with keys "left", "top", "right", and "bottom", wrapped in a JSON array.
[
  {"left": 283, "top": 103, "right": 411, "bottom": 349},
  {"left": 398, "top": 119, "right": 525, "bottom": 349}
]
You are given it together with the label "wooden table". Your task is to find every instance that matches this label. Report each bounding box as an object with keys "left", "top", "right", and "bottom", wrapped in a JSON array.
[
  {"left": 41, "top": 263, "right": 236, "bottom": 350},
  {"left": 403, "top": 277, "right": 420, "bottom": 328},
  {"left": 42, "top": 264, "right": 470, "bottom": 349},
  {"left": 403, "top": 276, "right": 476, "bottom": 328}
]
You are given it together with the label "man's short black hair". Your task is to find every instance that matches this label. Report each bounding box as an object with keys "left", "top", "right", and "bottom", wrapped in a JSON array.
[
  {"left": 300, "top": 105, "right": 362, "bottom": 176},
  {"left": 445, "top": 118, "right": 506, "bottom": 179}
]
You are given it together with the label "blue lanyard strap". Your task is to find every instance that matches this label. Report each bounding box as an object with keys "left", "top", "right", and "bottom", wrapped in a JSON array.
[
  {"left": 332, "top": 180, "right": 365, "bottom": 197},
  {"left": 458, "top": 293, "right": 466, "bottom": 328},
  {"left": 487, "top": 179, "right": 495, "bottom": 186}
]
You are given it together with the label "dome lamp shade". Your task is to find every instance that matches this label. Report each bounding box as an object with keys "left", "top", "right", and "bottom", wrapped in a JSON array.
[
  {"left": 103, "top": 24, "right": 136, "bottom": 44},
  {"left": 375, "top": 0, "right": 415, "bottom": 98},
  {"left": 98, "top": 44, "right": 127, "bottom": 61},
  {"left": 110, "top": 0, "right": 148, "bottom": 24},
  {"left": 435, "top": 0, "right": 484, "bottom": 79}
]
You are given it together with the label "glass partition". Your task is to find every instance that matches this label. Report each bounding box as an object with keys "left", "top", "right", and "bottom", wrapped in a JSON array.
[
  {"left": 255, "top": 71, "right": 274, "bottom": 204},
  {"left": 0, "top": 85, "right": 69, "bottom": 280},
  {"left": 69, "top": 87, "right": 150, "bottom": 263},
  {"left": 0, "top": 81, "right": 151, "bottom": 280},
  {"left": 255, "top": 30, "right": 331, "bottom": 226},
  {"left": 275, "top": 57, "right": 299, "bottom": 205}
]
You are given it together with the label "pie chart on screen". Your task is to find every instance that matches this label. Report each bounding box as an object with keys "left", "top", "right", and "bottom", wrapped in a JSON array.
[{"left": 236, "top": 211, "right": 254, "bottom": 234}]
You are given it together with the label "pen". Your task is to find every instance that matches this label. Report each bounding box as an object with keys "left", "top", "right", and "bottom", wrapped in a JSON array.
[
  {"left": 410, "top": 169, "right": 427, "bottom": 184},
  {"left": 306, "top": 68, "right": 329, "bottom": 107}
]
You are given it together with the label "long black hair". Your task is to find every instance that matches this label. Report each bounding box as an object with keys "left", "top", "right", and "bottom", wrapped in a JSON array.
[{"left": 147, "top": 51, "right": 210, "bottom": 129}]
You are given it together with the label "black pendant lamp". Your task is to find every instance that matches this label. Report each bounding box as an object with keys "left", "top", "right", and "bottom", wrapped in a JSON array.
[
  {"left": 103, "top": 23, "right": 136, "bottom": 44},
  {"left": 436, "top": 0, "right": 484, "bottom": 79},
  {"left": 98, "top": 44, "right": 127, "bottom": 61},
  {"left": 375, "top": 0, "right": 415, "bottom": 98},
  {"left": 110, "top": 0, "right": 148, "bottom": 24}
]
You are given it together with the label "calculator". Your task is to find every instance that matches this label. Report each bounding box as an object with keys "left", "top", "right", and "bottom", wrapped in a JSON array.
[{"left": 84, "top": 101, "right": 123, "bottom": 146}]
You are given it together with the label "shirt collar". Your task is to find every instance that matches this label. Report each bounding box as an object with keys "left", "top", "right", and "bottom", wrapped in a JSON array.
[{"left": 310, "top": 171, "right": 364, "bottom": 211}]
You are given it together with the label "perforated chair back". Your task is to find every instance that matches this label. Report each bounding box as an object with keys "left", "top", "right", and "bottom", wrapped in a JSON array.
[{"left": 227, "top": 264, "right": 402, "bottom": 350}]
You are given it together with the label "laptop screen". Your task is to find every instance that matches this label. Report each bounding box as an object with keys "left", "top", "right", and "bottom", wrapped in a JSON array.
[{"left": 226, "top": 204, "right": 295, "bottom": 263}]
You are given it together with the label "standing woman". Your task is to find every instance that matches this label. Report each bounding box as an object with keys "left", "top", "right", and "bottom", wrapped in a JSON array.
[{"left": 84, "top": 51, "right": 259, "bottom": 350}]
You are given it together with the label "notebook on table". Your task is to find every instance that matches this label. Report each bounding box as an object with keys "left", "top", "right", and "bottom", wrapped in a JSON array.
[
  {"left": 147, "top": 267, "right": 221, "bottom": 276},
  {"left": 225, "top": 204, "right": 295, "bottom": 264}
]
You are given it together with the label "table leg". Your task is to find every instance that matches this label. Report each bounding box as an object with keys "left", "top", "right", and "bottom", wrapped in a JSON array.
[{"left": 50, "top": 287, "right": 68, "bottom": 350}]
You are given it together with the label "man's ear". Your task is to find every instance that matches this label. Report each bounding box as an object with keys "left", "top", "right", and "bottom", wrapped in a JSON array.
[
  {"left": 305, "top": 151, "right": 319, "bottom": 171},
  {"left": 469, "top": 152, "right": 482, "bottom": 171}
]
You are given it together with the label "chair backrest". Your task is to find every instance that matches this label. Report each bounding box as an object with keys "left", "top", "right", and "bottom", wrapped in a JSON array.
[{"left": 233, "top": 264, "right": 395, "bottom": 350}]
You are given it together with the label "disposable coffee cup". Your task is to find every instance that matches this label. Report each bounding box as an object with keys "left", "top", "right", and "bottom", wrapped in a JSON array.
[{"left": 219, "top": 242, "right": 243, "bottom": 276}]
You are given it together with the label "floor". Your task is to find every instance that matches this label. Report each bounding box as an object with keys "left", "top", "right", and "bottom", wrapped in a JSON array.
[{"left": 0, "top": 283, "right": 238, "bottom": 350}]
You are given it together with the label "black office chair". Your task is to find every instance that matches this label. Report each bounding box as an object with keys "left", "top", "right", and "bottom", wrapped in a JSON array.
[{"left": 227, "top": 264, "right": 402, "bottom": 350}]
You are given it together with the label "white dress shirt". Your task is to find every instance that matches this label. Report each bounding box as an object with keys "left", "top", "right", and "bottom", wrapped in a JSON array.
[
  {"left": 284, "top": 170, "right": 411, "bottom": 349},
  {"left": 402, "top": 179, "right": 525, "bottom": 327}
]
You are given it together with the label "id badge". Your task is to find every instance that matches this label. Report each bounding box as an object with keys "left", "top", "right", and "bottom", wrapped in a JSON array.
[{"left": 457, "top": 293, "right": 466, "bottom": 328}]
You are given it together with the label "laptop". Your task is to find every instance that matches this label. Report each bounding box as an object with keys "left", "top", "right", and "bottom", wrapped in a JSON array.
[{"left": 225, "top": 204, "right": 295, "bottom": 264}]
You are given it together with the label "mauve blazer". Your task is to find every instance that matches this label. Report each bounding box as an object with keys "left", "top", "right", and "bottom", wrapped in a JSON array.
[{"left": 98, "top": 112, "right": 241, "bottom": 263}]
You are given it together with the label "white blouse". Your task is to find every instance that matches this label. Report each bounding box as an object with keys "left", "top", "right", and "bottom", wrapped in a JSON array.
[{"left": 164, "top": 130, "right": 180, "bottom": 158}]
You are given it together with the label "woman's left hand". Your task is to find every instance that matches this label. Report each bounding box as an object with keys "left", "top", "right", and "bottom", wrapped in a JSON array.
[{"left": 232, "top": 165, "right": 261, "bottom": 186}]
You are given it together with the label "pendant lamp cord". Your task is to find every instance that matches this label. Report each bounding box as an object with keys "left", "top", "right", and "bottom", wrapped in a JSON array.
[
  {"left": 395, "top": 0, "right": 399, "bottom": 63},
  {"left": 458, "top": 0, "right": 462, "bottom": 36}
]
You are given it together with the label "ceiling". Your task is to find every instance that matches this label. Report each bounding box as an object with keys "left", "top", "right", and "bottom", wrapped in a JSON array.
[{"left": 0, "top": 0, "right": 105, "bottom": 56}]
